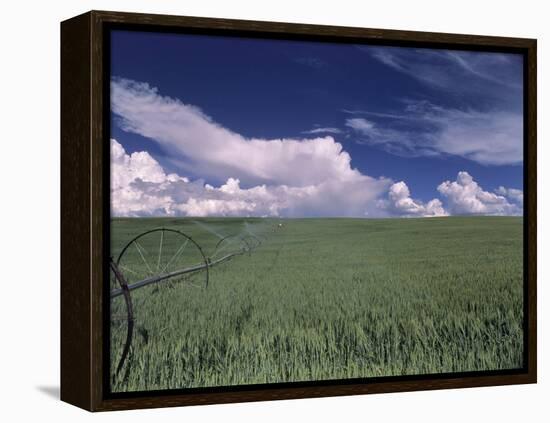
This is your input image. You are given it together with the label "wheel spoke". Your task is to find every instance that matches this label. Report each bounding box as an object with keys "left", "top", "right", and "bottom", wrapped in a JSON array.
[
  {"left": 134, "top": 241, "right": 154, "bottom": 276},
  {"left": 160, "top": 238, "right": 189, "bottom": 274},
  {"left": 157, "top": 229, "right": 164, "bottom": 272},
  {"left": 119, "top": 264, "right": 140, "bottom": 277},
  {"left": 211, "top": 242, "right": 229, "bottom": 260}
]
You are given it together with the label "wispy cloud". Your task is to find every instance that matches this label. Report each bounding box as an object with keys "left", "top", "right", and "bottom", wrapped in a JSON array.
[
  {"left": 302, "top": 127, "right": 343, "bottom": 135},
  {"left": 346, "top": 46, "right": 523, "bottom": 165},
  {"left": 362, "top": 46, "right": 523, "bottom": 92},
  {"left": 443, "top": 51, "right": 522, "bottom": 89},
  {"left": 345, "top": 100, "right": 523, "bottom": 165},
  {"left": 342, "top": 109, "right": 412, "bottom": 120}
]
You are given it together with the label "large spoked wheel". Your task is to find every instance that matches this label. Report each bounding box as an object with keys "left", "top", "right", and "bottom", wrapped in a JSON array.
[
  {"left": 212, "top": 234, "right": 246, "bottom": 259},
  {"left": 116, "top": 228, "right": 209, "bottom": 290},
  {"left": 110, "top": 228, "right": 209, "bottom": 378}
]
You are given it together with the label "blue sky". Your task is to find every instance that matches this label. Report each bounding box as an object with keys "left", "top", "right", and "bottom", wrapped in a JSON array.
[{"left": 110, "top": 30, "right": 524, "bottom": 218}]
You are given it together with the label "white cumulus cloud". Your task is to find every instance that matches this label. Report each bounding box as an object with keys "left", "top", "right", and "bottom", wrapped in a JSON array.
[
  {"left": 378, "top": 181, "right": 447, "bottom": 217},
  {"left": 495, "top": 186, "right": 524, "bottom": 205},
  {"left": 110, "top": 139, "right": 391, "bottom": 217},
  {"left": 112, "top": 78, "right": 369, "bottom": 187},
  {"left": 111, "top": 139, "right": 188, "bottom": 216},
  {"left": 112, "top": 140, "right": 522, "bottom": 218},
  {"left": 437, "top": 171, "right": 523, "bottom": 216}
]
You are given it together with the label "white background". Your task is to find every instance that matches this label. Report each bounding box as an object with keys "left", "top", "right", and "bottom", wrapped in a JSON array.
[{"left": 0, "top": 0, "right": 546, "bottom": 421}]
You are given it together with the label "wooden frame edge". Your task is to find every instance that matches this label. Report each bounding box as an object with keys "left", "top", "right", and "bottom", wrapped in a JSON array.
[
  {"left": 525, "top": 37, "right": 537, "bottom": 384},
  {"left": 60, "top": 11, "right": 93, "bottom": 411}
]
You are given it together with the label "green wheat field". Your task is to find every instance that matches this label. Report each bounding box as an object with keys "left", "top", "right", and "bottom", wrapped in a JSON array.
[{"left": 109, "top": 216, "right": 523, "bottom": 393}]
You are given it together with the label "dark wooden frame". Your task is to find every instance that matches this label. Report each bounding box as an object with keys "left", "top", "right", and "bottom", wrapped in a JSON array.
[{"left": 61, "top": 10, "right": 537, "bottom": 412}]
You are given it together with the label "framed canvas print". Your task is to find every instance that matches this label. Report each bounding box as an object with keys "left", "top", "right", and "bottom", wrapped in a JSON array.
[{"left": 60, "top": 10, "right": 537, "bottom": 411}]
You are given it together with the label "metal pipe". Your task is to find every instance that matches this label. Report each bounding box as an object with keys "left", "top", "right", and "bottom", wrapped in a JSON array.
[{"left": 110, "top": 249, "right": 244, "bottom": 298}]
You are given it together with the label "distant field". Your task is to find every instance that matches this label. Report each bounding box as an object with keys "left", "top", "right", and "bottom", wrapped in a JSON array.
[{"left": 109, "top": 216, "right": 523, "bottom": 392}]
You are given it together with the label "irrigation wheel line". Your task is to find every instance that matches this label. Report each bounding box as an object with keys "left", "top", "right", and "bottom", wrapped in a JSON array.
[
  {"left": 110, "top": 248, "right": 247, "bottom": 298},
  {"left": 213, "top": 234, "right": 243, "bottom": 258},
  {"left": 116, "top": 228, "right": 210, "bottom": 290},
  {"left": 213, "top": 233, "right": 262, "bottom": 258},
  {"left": 108, "top": 226, "right": 265, "bottom": 375},
  {"left": 111, "top": 228, "right": 210, "bottom": 375}
]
